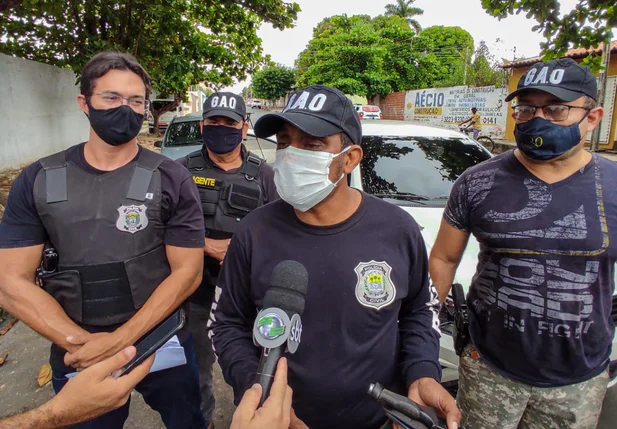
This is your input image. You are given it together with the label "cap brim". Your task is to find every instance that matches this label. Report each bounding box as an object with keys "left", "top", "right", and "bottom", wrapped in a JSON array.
[
  {"left": 505, "top": 86, "right": 587, "bottom": 102},
  {"left": 203, "top": 109, "right": 243, "bottom": 122},
  {"left": 254, "top": 112, "right": 343, "bottom": 139}
]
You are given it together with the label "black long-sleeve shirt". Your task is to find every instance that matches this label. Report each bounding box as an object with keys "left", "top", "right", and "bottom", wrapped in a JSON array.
[{"left": 210, "top": 193, "right": 441, "bottom": 429}]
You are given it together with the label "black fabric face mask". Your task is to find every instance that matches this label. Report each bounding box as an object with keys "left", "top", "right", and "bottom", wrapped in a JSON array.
[
  {"left": 87, "top": 104, "right": 144, "bottom": 146},
  {"left": 202, "top": 124, "right": 244, "bottom": 154}
]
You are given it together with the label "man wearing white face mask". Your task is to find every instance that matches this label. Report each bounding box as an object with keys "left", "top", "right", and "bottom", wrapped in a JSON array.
[{"left": 210, "top": 85, "right": 462, "bottom": 429}]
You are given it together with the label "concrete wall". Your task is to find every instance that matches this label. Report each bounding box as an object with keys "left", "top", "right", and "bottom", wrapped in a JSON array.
[{"left": 0, "top": 54, "right": 90, "bottom": 170}]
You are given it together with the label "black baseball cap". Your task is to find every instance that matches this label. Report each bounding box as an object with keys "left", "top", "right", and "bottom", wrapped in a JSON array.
[
  {"left": 254, "top": 85, "right": 362, "bottom": 144},
  {"left": 505, "top": 58, "right": 597, "bottom": 102},
  {"left": 202, "top": 92, "right": 246, "bottom": 122}
]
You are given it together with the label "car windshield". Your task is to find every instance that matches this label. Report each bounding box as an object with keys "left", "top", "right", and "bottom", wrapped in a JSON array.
[
  {"left": 362, "top": 106, "right": 380, "bottom": 112},
  {"left": 360, "top": 135, "right": 491, "bottom": 206},
  {"left": 165, "top": 121, "right": 202, "bottom": 147}
]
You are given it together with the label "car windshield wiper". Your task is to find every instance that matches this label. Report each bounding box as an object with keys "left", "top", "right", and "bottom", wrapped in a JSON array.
[{"left": 373, "top": 193, "right": 430, "bottom": 201}]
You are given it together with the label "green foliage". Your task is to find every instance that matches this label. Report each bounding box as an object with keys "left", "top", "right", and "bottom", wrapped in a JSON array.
[
  {"left": 0, "top": 0, "right": 300, "bottom": 127},
  {"left": 384, "top": 0, "right": 424, "bottom": 33},
  {"left": 470, "top": 41, "right": 505, "bottom": 87},
  {"left": 241, "top": 85, "right": 254, "bottom": 99},
  {"left": 417, "top": 26, "right": 474, "bottom": 87},
  {"left": 481, "top": 0, "right": 616, "bottom": 71},
  {"left": 296, "top": 14, "right": 442, "bottom": 98},
  {"left": 252, "top": 64, "right": 296, "bottom": 101}
]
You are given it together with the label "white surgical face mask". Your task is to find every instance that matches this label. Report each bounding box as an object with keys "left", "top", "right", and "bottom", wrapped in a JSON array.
[{"left": 273, "top": 145, "right": 351, "bottom": 212}]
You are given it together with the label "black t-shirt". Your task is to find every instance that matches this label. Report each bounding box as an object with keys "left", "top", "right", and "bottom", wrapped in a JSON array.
[
  {"left": 0, "top": 143, "right": 205, "bottom": 249},
  {"left": 211, "top": 193, "right": 441, "bottom": 429},
  {"left": 0, "top": 143, "right": 205, "bottom": 371},
  {"left": 445, "top": 150, "right": 617, "bottom": 387}
]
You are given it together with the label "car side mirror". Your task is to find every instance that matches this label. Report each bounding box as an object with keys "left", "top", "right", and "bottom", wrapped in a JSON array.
[{"left": 154, "top": 141, "right": 162, "bottom": 148}]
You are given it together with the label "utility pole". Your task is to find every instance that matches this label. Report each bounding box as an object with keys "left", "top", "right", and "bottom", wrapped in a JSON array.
[
  {"left": 590, "top": 41, "right": 612, "bottom": 152},
  {"left": 463, "top": 46, "right": 470, "bottom": 85}
]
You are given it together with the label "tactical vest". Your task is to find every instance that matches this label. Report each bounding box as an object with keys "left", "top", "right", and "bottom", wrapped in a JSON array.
[
  {"left": 33, "top": 147, "right": 171, "bottom": 327},
  {"left": 186, "top": 147, "right": 264, "bottom": 239}
]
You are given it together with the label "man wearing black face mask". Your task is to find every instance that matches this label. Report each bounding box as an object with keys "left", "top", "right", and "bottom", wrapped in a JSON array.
[
  {"left": 176, "top": 91, "right": 277, "bottom": 426},
  {"left": 0, "top": 51, "right": 207, "bottom": 429},
  {"left": 430, "top": 58, "right": 613, "bottom": 429}
]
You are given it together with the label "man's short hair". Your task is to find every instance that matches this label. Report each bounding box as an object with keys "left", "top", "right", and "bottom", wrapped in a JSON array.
[
  {"left": 583, "top": 96, "right": 597, "bottom": 109},
  {"left": 80, "top": 51, "right": 152, "bottom": 98},
  {"left": 341, "top": 133, "right": 353, "bottom": 149}
]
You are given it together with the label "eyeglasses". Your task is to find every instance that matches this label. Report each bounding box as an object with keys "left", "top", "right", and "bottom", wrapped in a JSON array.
[
  {"left": 513, "top": 104, "right": 589, "bottom": 122},
  {"left": 91, "top": 92, "right": 150, "bottom": 111}
]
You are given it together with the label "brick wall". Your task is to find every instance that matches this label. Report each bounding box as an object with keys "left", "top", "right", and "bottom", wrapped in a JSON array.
[{"left": 376, "top": 92, "right": 406, "bottom": 120}]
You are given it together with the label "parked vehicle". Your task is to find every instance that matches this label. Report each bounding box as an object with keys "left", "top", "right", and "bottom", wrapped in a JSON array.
[
  {"left": 249, "top": 99, "right": 262, "bottom": 109},
  {"left": 349, "top": 121, "right": 617, "bottom": 393},
  {"left": 355, "top": 105, "right": 383, "bottom": 120},
  {"left": 147, "top": 99, "right": 185, "bottom": 133},
  {"left": 154, "top": 114, "right": 276, "bottom": 160}
]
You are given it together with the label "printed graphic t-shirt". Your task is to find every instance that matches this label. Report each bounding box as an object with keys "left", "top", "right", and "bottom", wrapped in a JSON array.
[{"left": 445, "top": 150, "right": 617, "bottom": 387}]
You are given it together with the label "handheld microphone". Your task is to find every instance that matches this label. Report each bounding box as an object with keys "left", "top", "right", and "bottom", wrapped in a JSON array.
[{"left": 253, "top": 260, "right": 308, "bottom": 406}]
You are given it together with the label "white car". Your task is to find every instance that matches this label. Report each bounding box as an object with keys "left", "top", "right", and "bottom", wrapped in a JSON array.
[
  {"left": 249, "top": 99, "right": 262, "bottom": 109},
  {"left": 350, "top": 120, "right": 617, "bottom": 392},
  {"left": 355, "top": 104, "right": 383, "bottom": 120}
]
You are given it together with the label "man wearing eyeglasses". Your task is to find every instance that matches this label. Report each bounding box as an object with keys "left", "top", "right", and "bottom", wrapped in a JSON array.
[
  {"left": 429, "top": 58, "right": 613, "bottom": 428},
  {"left": 0, "top": 51, "right": 207, "bottom": 428}
]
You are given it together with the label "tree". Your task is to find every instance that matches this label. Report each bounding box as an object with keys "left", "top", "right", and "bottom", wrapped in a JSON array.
[
  {"left": 417, "top": 26, "right": 474, "bottom": 88},
  {"left": 296, "top": 15, "right": 441, "bottom": 99},
  {"left": 384, "top": 0, "right": 424, "bottom": 33},
  {"left": 241, "top": 85, "right": 254, "bottom": 100},
  {"left": 469, "top": 41, "right": 505, "bottom": 87},
  {"left": 252, "top": 65, "right": 296, "bottom": 103},
  {"left": 0, "top": 0, "right": 300, "bottom": 132},
  {"left": 481, "top": 0, "right": 616, "bottom": 70}
]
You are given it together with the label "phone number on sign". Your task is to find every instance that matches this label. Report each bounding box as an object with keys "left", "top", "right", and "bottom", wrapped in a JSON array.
[{"left": 442, "top": 116, "right": 467, "bottom": 123}]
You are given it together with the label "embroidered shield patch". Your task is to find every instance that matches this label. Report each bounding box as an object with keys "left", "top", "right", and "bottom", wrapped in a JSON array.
[
  {"left": 116, "top": 205, "right": 149, "bottom": 234},
  {"left": 354, "top": 261, "right": 396, "bottom": 310}
]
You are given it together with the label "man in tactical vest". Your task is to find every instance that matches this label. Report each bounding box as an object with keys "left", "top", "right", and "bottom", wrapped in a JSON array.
[
  {"left": 0, "top": 51, "right": 207, "bottom": 429},
  {"left": 177, "top": 91, "right": 277, "bottom": 425}
]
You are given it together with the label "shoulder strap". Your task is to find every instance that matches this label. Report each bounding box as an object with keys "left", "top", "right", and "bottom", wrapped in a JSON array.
[
  {"left": 39, "top": 151, "right": 68, "bottom": 203},
  {"left": 126, "top": 148, "right": 165, "bottom": 202},
  {"left": 240, "top": 151, "right": 264, "bottom": 180},
  {"left": 186, "top": 150, "right": 210, "bottom": 171}
]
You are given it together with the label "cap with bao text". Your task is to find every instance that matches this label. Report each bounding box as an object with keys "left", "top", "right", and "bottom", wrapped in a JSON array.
[
  {"left": 505, "top": 58, "right": 597, "bottom": 102},
  {"left": 202, "top": 92, "right": 246, "bottom": 122},
  {"left": 254, "top": 85, "right": 362, "bottom": 144}
]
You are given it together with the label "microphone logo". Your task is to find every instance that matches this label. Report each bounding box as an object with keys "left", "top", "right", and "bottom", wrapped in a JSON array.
[{"left": 258, "top": 313, "right": 286, "bottom": 340}]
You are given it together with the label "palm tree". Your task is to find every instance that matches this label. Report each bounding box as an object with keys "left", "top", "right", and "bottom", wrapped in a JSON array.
[{"left": 385, "top": 0, "right": 424, "bottom": 33}]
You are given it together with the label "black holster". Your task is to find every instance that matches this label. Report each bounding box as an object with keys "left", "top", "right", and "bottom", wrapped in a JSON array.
[{"left": 451, "top": 283, "right": 470, "bottom": 357}]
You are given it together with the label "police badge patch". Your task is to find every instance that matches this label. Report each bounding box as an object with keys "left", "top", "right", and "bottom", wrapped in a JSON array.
[
  {"left": 354, "top": 261, "right": 396, "bottom": 310},
  {"left": 116, "top": 205, "right": 149, "bottom": 234}
]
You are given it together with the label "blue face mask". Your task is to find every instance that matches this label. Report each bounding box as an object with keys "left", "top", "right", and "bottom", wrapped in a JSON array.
[{"left": 514, "top": 115, "right": 588, "bottom": 161}]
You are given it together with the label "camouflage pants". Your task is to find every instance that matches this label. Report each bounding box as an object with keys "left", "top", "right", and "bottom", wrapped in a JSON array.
[{"left": 457, "top": 346, "right": 608, "bottom": 429}]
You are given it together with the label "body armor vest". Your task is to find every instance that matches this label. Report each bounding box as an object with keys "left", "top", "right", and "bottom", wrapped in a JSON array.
[
  {"left": 33, "top": 147, "right": 171, "bottom": 326},
  {"left": 186, "top": 146, "right": 264, "bottom": 239}
]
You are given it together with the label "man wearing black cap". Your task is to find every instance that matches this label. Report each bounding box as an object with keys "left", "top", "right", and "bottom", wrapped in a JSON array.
[
  {"left": 176, "top": 91, "right": 277, "bottom": 426},
  {"left": 210, "top": 85, "right": 461, "bottom": 429},
  {"left": 430, "top": 58, "right": 613, "bottom": 428}
]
